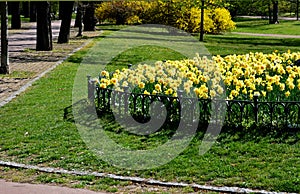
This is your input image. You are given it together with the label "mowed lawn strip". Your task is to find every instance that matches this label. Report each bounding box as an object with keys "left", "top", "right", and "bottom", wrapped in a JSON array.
[{"left": 0, "top": 28, "right": 299, "bottom": 193}]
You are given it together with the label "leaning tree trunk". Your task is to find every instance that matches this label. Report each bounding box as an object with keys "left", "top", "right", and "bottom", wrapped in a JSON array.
[
  {"left": 0, "top": 1, "right": 9, "bottom": 74},
  {"left": 36, "top": 1, "right": 53, "bottom": 51},
  {"left": 83, "top": 2, "right": 97, "bottom": 31},
  {"left": 11, "top": 1, "right": 21, "bottom": 29},
  {"left": 58, "top": 1, "right": 74, "bottom": 43}
]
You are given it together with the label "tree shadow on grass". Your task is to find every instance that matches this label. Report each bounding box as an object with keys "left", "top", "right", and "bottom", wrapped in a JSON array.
[
  {"left": 64, "top": 104, "right": 75, "bottom": 123},
  {"left": 64, "top": 100, "right": 299, "bottom": 146},
  {"left": 219, "top": 124, "right": 300, "bottom": 144}
]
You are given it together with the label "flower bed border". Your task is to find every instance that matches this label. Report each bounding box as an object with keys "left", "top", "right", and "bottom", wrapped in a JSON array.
[{"left": 88, "top": 77, "right": 300, "bottom": 130}]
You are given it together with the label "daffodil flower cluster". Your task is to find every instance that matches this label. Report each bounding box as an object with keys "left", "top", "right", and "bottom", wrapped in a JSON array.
[
  {"left": 213, "top": 50, "right": 300, "bottom": 101},
  {"left": 96, "top": 54, "right": 224, "bottom": 99},
  {"left": 96, "top": 51, "right": 300, "bottom": 101}
]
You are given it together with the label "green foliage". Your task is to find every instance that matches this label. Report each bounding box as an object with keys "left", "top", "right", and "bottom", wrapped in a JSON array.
[
  {"left": 225, "top": 0, "right": 298, "bottom": 17},
  {"left": 95, "top": 0, "right": 236, "bottom": 34}
]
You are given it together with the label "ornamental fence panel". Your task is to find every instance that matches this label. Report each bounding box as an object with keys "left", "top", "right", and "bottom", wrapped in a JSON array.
[{"left": 88, "top": 78, "right": 300, "bottom": 130}]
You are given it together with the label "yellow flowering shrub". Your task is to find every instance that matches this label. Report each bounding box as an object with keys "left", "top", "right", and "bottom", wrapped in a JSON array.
[
  {"left": 95, "top": 1, "right": 146, "bottom": 25},
  {"left": 95, "top": 0, "right": 235, "bottom": 34},
  {"left": 210, "top": 8, "right": 236, "bottom": 34},
  {"left": 97, "top": 50, "right": 300, "bottom": 102}
]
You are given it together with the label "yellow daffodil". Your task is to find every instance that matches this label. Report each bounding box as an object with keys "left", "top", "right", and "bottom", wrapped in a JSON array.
[
  {"left": 285, "top": 91, "right": 290, "bottom": 97},
  {"left": 138, "top": 82, "right": 145, "bottom": 89}
]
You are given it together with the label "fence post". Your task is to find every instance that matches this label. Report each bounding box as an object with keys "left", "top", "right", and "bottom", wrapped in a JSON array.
[
  {"left": 87, "top": 75, "right": 94, "bottom": 102},
  {"left": 253, "top": 94, "right": 259, "bottom": 124},
  {"left": 123, "top": 86, "right": 129, "bottom": 115},
  {"left": 177, "top": 90, "right": 183, "bottom": 120}
]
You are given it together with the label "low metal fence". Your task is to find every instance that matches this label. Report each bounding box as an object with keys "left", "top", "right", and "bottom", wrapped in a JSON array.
[{"left": 88, "top": 77, "right": 300, "bottom": 130}]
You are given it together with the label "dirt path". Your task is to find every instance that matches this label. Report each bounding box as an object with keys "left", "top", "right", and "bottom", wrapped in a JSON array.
[
  {"left": 237, "top": 15, "right": 298, "bottom": 21},
  {"left": 231, "top": 32, "right": 300, "bottom": 39},
  {"left": 0, "top": 20, "right": 100, "bottom": 105},
  {"left": 0, "top": 179, "right": 106, "bottom": 194}
]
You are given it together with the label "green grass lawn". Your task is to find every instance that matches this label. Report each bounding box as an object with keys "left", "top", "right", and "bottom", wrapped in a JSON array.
[
  {"left": 0, "top": 26, "right": 299, "bottom": 193},
  {"left": 204, "top": 34, "right": 300, "bottom": 56},
  {"left": 233, "top": 17, "right": 300, "bottom": 35}
]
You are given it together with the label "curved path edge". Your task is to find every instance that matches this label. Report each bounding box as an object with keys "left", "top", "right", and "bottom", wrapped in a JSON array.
[
  {"left": 0, "top": 40, "right": 92, "bottom": 108},
  {"left": 0, "top": 160, "right": 296, "bottom": 194},
  {"left": 231, "top": 32, "right": 300, "bottom": 39}
]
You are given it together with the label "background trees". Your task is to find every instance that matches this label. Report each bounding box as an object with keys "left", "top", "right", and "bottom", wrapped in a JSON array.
[{"left": 225, "top": 0, "right": 299, "bottom": 21}]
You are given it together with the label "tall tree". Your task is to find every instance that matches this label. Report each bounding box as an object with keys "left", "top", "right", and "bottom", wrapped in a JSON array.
[
  {"left": 83, "top": 2, "right": 97, "bottom": 31},
  {"left": 10, "top": 1, "right": 21, "bottom": 29},
  {"left": 0, "top": 2, "right": 9, "bottom": 74},
  {"left": 58, "top": 1, "right": 74, "bottom": 43},
  {"left": 36, "top": 1, "right": 52, "bottom": 51}
]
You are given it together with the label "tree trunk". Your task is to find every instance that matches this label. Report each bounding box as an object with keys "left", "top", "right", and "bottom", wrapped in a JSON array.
[
  {"left": 36, "top": 1, "right": 52, "bottom": 51},
  {"left": 0, "top": 2, "right": 9, "bottom": 74},
  {"left": 22, "top": 2, "right": 30, "bottom": 18},
  {"left": 74, "top": 2, "right": 82, "bottom": 28},
  {"left": 11, "top": 1, "right": 21, "bottom": 29},
  {"left": 272, "top": 1, "right": 279, "bottom": 24},
  {"left": 58, "top": 2, "right": 64, "bottom": 20},
  {"left": 268, "top": 2, "right": 272, "bottom": 24},
  {"left": 75, "top": 2, "right": 83, "bottom": 37},
  {"left": 29, "top": 2, "right": 36, "bottom": 22},
  {"left": 58, "top": 1, "right": 74, "bottom": 44},
  {"left": 83, "top": 2, "right": 97, "bottom": 31},
  {"left": 297, "top": 0, "right": 299, "bottom": 21}
]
